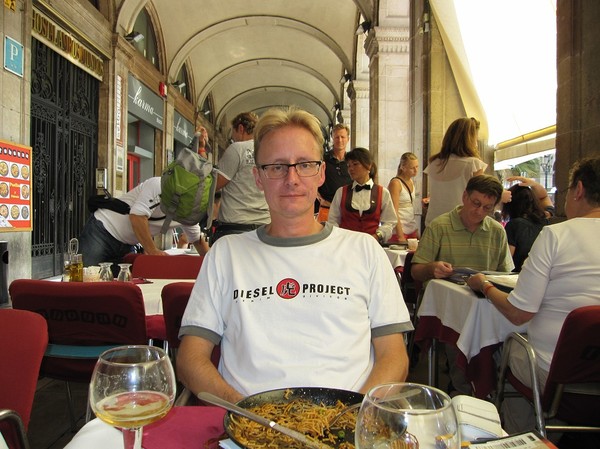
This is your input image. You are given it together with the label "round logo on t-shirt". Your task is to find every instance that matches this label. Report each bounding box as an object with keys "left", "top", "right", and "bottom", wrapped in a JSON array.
[{"left": 276, "top": 278, "right": 300, "bottom": 300}]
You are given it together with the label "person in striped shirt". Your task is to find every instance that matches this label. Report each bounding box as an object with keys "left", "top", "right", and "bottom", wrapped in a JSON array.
[{"left": 411, "top": 174, "right": 513, "bottom": 395}]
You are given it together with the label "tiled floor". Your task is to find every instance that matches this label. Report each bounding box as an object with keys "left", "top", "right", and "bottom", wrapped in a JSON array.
[{"left": 27, "top": 378, "right": 88, "bottom": 449}]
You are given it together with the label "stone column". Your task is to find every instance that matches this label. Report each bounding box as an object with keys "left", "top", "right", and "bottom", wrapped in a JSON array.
[
  {"left": 365, "top": 25, "right": 411, "bottom": 185},
  {"left": 0, "top": 0, "right": 33, "bottom": 280},
  {"left": 555, "top": 0, "right": 600, "bottom": 215},
  {"left": 349, "top": 80, "right": 370, "bottom": 150}
]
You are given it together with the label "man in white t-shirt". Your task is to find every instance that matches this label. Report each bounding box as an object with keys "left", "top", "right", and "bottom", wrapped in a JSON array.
[
  {"left": 212, "top": 112, "right": 270, "bottom": 243},
  {"left": 177, "top": 107, "right": 412, "bottom": 403},
  {"left": 78, "top": 177, "right": 208, "bottom": 276}
]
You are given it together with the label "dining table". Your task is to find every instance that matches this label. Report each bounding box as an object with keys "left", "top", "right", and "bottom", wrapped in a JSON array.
[
  {"left": 63, "top": 406, "right": 228, "bottom": 449},
  {"left": 62, "top": 397, "right": 508, "bottom": 449},
  {"left": 414, "top": 278, "right": 527, "bottom": 399},
  {"left": 383, "top": 247, "right": 408, "bottom": 270},
  {"left": 136, "top": 278, "right": 194, "bottom": 316}
]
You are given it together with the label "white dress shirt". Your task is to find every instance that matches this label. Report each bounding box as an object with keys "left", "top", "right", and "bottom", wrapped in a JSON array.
[{"left": 327, "top": 179, "right": 397, "bottom": 241}]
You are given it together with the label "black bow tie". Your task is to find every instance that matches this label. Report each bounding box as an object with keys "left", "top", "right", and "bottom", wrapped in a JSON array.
[{"left": 355, "top": 184, "right": 371, "bottom": 192}]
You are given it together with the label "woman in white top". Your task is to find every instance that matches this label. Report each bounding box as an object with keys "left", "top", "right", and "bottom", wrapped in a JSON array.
[
  {"left": 424, "top": 117, "right": 487, "bottom": 226},
  {"left": 388, "top": 152, "right": 419, "bottom": 241},
  {"left": 466, "top": 156, "right": 600, "bottom": 433}
]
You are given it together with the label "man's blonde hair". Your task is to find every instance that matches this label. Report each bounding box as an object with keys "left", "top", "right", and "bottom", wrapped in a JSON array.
[{"left": 254, "top": 107, "right": 324, "bottom": 163}]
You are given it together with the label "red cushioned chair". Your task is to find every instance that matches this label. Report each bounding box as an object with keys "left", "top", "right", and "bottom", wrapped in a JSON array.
[
  {"left": 161, "top": 282, "right": 220, "bottom": 406},
  {"left": 161, "top": 282, "right": 220, "bottom": 366},
  {"left": 0, "top": 309, "right": 48, "bottom": 449},
  {"left": 9, "top": 279, "right": 153, "bottom": 431},
  {"left": 132, "top": 254, "right": 204, "bottom": 280},
  {"left": 0, "top": 409, "right": 29, "bottom": 449},
  {"left": 161, "top": 282, "right": 195, "bottom": 352},
  {"left": 398, "top": 251, "right": 423, "bottom": 363},
  {"left": 495, "top": 305, "right": 600, "bottom": 437}
]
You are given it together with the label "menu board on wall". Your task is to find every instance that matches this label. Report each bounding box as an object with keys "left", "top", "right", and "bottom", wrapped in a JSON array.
[{"left": 0, "top": 140, "right": 32, "bottom": 231}]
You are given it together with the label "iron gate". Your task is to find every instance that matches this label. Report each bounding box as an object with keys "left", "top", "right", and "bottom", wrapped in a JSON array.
[{"left": 30, "top": 38, "right": 99, "bottom": 279}]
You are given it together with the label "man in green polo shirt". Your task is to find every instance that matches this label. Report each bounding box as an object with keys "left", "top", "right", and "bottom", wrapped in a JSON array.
[{"left": 411, "top": 174, "right": 513, "bottom": 395}]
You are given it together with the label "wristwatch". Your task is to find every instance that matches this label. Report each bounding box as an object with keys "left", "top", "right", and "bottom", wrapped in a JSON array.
[{"left": 375, "top": 231, "right": 384, "bottom": 244}]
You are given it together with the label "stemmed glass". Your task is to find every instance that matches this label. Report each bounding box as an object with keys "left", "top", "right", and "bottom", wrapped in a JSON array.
[
  {"left": 89, "top": 345, "right": 176, "bottom": 449},
  {"left": 355, "top": 383, "right": 459, "bottom": 449},
  {"left": 99, "top": 262, "right": 114, "bottom": 281},
  {"left": 117, "top": 263, "right": 132, "bottom": 282}
]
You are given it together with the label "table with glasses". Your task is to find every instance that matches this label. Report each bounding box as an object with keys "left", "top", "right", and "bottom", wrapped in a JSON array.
[
  {"left": 414, "top": 279, "right": 527, "bottom": 398},
  {"left": 64, "top": 397, "right": 507, "bottom": 449},
  {"left": 63, "top": 406, "right": 227, "bottom": 449},
  {"left": 136, "top": 278, "right": 194, "bottom": 315},
  {"left": 383, "top": 247, "right": 408, "bottom": 270}
]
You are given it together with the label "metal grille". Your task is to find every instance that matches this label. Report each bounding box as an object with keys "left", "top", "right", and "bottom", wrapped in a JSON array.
[{"left": 30, "top": 38, "right": 99, "bottom": 279}]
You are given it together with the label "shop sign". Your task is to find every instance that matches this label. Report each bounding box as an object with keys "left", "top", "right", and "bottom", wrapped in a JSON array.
[
  {"left": 4, "top": 0, "right": 16, "bottom": 12},
  {"left": 115, "top": 75, "right": 124, "bottom": 147},
  {"left": 128, "top": 75, "right": 164, "bottom": 129},
  {"left": 173, "top": 111, "right": 194, "bottom": 145},
  {"left": 0, "top": 140, "right": 32, "bottom": 232},
  {"left": 4, "top": 36, "right": 23, "bottom": 77},
  {"left": 31, "top": 7, "right": 104, "bottom": 80}
]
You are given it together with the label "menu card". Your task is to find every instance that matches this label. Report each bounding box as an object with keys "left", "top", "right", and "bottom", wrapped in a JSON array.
[
  {"left": 0, "top": 140, "right": 32, "bottom": 231},
  {"left": 469, "top": 431, "right": 559, "bottom": 448}
]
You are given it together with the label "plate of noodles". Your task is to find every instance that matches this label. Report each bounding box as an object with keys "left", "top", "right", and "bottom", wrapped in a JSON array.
[{"left": 224, "top": 387, "right": 363, "bottom": 449}]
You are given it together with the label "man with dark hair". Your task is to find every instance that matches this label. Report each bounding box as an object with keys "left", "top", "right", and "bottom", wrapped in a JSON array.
[
  {"left": 411, "top": 174, "right": 513, "bottom": 395},
  {"left": 316, "top": 123, "right": 352, "bottom": 221},
  {"left": 213, "top": 112, "right": 270, "bottom": 243},
  {"left": 411, "top": 174, "right": 513, "bottom": 282}
]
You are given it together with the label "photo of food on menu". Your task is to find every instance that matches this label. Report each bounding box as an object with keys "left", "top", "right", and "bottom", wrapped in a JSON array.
[{"left": 0, "top": 140, "right": 32, "bottom": 231}]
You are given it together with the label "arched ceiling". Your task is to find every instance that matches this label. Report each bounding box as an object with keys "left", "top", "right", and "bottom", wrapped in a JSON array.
[{"left": 118, "top": 0, "right": 368, "bottom": 132}]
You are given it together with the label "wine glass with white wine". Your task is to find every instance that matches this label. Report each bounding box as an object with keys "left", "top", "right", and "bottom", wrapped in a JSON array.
[
  {"left": 89, "top": 345, "right": 176, "bottom": 449},
  {"left": 355, "top": 383, "right": 459, "bottom": 449}
]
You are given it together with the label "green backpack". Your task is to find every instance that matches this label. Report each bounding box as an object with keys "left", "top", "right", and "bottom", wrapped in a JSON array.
[{"left": 159, "top": 147, "right": 218, "bottom": 234}]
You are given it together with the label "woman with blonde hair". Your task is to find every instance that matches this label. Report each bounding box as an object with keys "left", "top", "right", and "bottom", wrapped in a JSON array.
[{"left": 388, "top": 152, "right": 419, "bottom": 241}]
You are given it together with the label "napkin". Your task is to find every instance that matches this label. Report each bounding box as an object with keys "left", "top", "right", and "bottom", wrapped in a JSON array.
[
  {"left": 452, "top": 395, "right": 502, "bottom": 441},
  {"left": 219, "top": 439, "right": 243, "bottom": 449},
  {"left": 143, "top": 407, "right": 226, "bottom": 449},
  {"left": 132, "top": 277, "right": 153, "bottom": 284}
]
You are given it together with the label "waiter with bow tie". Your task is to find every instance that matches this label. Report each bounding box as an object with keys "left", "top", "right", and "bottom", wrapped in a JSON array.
[{"left": 328, "top": 147, "right": 397, "bottom": 243}]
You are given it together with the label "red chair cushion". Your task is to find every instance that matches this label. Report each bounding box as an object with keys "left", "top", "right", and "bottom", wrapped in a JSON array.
[{"left": 0, "top": 309, "right": 48, "bottom": 429}]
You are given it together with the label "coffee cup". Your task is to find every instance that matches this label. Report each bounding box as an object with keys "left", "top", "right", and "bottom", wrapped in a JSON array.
[{"left": 407, "top": 238, "right": 419, "bottom": 251}]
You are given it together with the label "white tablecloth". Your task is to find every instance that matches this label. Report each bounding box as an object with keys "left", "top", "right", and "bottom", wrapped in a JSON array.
[
  {"left": 64, "top": 419, "right": 122, "bottom": 448},
  {"left": 417, "top": 279, "right": 527, "bottom": 361},
  {"left": 138, "top": 279, "right": 195, "bottom": 315},
  {"left": 164, "top": 248, "right": 199, "bottom": 256},
  {"left": 384, "top": 248, "right": 408, "bottom": 269}
]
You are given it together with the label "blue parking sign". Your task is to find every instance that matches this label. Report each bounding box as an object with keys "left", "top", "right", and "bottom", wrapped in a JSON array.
[{"left": 4, "top": 36, "right": 24, "bottom": 77}]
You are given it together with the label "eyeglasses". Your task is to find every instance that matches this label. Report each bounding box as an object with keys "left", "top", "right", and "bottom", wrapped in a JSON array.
[
  {"left": 259, "top": 161, "right": 323, "bottom": 179},
  {"left": 467, "top": 195, "right": 495, "bottom": 213}
]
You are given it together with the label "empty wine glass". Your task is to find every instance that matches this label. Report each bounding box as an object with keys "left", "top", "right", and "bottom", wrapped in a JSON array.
[
  {"left": 99, "top": 262, "right": 114, "bottom": 281},
  {"left": 117, "top": 263, "right": 132, "bottom": 282},
  {"left": 89, "top": 345, "right": 176, "bottom": 449},
  {"left": 355, "top": 383, "right": 459, "bottom": 449}
]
